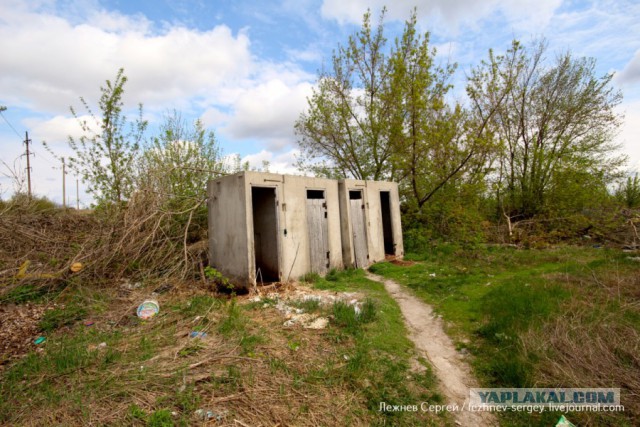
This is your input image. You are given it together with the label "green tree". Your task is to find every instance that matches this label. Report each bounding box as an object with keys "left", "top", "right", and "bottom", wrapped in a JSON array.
[
  {"left": 468, "top": 40, "right": 625, "bottom": 218},
  {"left": 139, "top": 111, "right": 227, "bottom": 242},
  {"left": 49, "top": 68, "right": 147, "bottom": 206},
  {"left": 140, "top": 110, "right": 225, "bottom": 203},
  {"left": 386, "top": 12, "right": 498, "bottom": 211},
  {"left": 295, "top": 9, "right": 394, "bottom": 180},
  {"left": 616, "top": 174, "right": 640, "bottom": 208},
  {"left": 296, "top": 9, "right": 500, "bottom": 219}
]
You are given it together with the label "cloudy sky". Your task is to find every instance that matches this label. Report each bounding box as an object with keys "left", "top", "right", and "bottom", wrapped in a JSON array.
[{"left": 1, "top": 0, "right": 639, "bottom": 206}]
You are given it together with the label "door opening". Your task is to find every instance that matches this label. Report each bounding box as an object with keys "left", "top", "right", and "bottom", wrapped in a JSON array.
[
  {"left": 251, "top": 187, "right": 279, "bottom": 282},
  {"left": 380, "top": 191, "right": 395, "bottom": 255}
]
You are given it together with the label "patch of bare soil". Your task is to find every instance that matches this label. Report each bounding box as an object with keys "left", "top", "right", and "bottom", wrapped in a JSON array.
[
  {"left": 0, "top": 303, "right": 49, "bottom": 368},
  {"left": 385, "top": 255, "right": 416, "bottom": 266},
  {"left": 366, "top": 272, "right": 496, "bottom": 427}
]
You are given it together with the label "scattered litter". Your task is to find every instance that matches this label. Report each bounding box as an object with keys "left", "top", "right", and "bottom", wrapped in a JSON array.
[
  {"left": 195, "top": 409, "right": 225, "bottom": 422},
  {"left": 121, "top": 280, "right": 142, "bottom": 290},
  {"left": 628, "top": 257, "right": 640, "bottom": 262},
  {"left": 284, "top": 314, "right": 313, "bottom": 327},
  {"left": 429, "top": 273, "right": 436, "bottom": 277},
  {"left": 556, "top": 415, "right": 576, "bottom": 427},
  {"left": 192, "top": 316, "right": 202, "bottom": 323},
  {"left": 136, "top": 300, "right": 160, "bottom": 319},
  {"left": 34, "top": 336, "right": 46, "bottom": 345},
  {"left": 305, "top": 317, "right": 329, "bottom": 330},
  {"left": 189, "top": 331, "right": 207, "bottom": 339},
  {"left": 70, "top": 262, "right": 83, "bottom": 273},
  {"left": 88, "top": 342, "right": 108, "bottom": 351},
  {"left": 84, "top": 320, "right": 95, "bottom": 327},
  {"left": 262, "top": 285, "right": 365, "bottom": 329},
  {"left": 16, "top": 260, "right": 31, "bottom": 278}
]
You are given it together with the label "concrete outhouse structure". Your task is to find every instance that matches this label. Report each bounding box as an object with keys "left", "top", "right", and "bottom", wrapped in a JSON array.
[{"left": 207, "top": 171, "right": 403, "bottom": 286}]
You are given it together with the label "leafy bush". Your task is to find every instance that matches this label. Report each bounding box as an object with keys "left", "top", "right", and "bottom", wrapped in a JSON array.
[{"left": 204, "top": 266, "right": 234, "bottom": 293}]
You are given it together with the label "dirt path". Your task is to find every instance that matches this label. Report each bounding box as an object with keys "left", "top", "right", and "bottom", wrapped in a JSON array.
[{"left": 366, "top": 272, "right": 496, "bottom": 427}]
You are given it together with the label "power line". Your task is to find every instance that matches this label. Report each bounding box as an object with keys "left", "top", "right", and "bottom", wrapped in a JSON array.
[{"left": 0, "top": 108, "right": 23, "bottom": 140}]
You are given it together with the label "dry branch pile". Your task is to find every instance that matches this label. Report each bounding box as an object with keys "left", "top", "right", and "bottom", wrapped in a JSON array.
[{"left": 0, "top": 193, "right": 209, "bottom": 290}]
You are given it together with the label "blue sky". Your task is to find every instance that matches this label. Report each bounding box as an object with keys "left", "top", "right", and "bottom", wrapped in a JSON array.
[{"left": 1, "top": 0, "right": 639, "bottom": 206}]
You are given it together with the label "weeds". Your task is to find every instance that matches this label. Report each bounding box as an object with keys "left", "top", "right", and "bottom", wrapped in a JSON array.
[
  {"left": 372, "top": 245, "right": 640, "bottom": 426},
  {"left": 204, "top": 266, "right": 234, "bottom": 293},
  {"left": 147, "top": 409, "right": 173, "bottom": 427},
  {"left": 178, "top": 294, "right": 221, "bottom": 317},
  {"left": 217, "top": 300, "right": 246, "bottom": 336},
  {"left": 1, "top": 283, "right": 58, "bottom": 304},
  {"left": 290, "top": 297, "right": 321, "bottom": 313},
  {"left": 300, "top": 272, "right": 321, "bottom": 283},
  {"left": 38, "top": 305, "right": 87, "bottom": 332},
  {"left": 310, "top": 268, "right": 447, "bottom": 425}
]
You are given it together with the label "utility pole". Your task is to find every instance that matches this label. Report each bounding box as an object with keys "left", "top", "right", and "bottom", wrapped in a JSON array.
[
  {"left": 62, "top": 157, "right": 66, "bottom": 208},
  {"left": 76, "top": 178, "right": 79, "bottom": 210},
  {"left": 24, "top": 131, "right": 33, "bottom": 199}
]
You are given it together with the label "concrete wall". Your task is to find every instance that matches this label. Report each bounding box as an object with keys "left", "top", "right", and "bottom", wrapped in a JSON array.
[
  {"left": 340, "top": 179, "right": 404, "bottom": 267},
  {"left": 207, "top": 174, "right": 251, "bottom": 284},
  {"left": 208, "top": 172, "right": 402, "bottom": 286}
]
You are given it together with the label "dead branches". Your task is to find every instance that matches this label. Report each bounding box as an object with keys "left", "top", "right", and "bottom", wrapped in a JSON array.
[{"left": 0, "top": 190, "right": 209, "bottom": 287}]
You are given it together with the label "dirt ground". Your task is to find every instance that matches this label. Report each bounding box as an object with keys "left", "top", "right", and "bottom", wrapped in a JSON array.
[{"left": 367, "top": 272, "right": 496, "bottom": 427}]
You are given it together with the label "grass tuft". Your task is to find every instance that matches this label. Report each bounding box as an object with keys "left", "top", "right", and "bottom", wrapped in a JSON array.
[{"left": 38, "top": 305, "right": 87, "bottom": 332}]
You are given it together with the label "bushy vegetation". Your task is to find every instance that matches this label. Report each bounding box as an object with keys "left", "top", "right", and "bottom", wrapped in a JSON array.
[
  {"left": 0, "top": 193, "right": 59, "bottom": 213},
  {"left": 296, "top": 9, "right": 634, "bottom": 245}
]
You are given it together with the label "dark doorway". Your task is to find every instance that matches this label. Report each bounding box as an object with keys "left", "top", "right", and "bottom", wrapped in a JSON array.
[
  {"left": 251, "top": 187, "right": 279, "bottom": 282},
  {"left": 380, "top": 191, "right": 394, "bottom": 255},
  {"left": 306, "top": 190, "right": 329, "bottom": 274},
  {"left": 349, "top": 190, "right": 368, "bottom": 268}
]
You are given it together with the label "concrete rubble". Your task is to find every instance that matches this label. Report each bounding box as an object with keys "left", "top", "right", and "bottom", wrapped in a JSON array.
[{"left": 249, "top": 285, "right": 363, "bottom": 329}]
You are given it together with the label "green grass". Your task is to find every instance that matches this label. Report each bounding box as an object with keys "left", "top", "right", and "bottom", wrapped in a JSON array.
[
  {"left": 369, "top": 245, "right": 640, "bottom": 426},
  {"left": 217, "top": 299, "right": 246, "bottom": 336},
  {"left": 312, "top": 268, "right": 448, "bottom": 425},
  {"left": 289, "top": 297, "right": 321, "bottom": 313},
  {"left": 38, "top": 304, "right": 87, "bottom": 332},
  {"left": 1, "top": 283, "right": 59, "bottom": 304}
]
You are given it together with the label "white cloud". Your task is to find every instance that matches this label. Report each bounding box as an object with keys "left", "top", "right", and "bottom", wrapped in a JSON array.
[
  {"left": 0, "top": 0, "right": 318, "bottom": 183},
  {"left": 617, "top": 100, "right": 640, "bottom": 172},
  {"left": 616, "top": 50, "right": 640, "bottom": 86},
  {"left": 241, "top": 149, "right": 301, "bottom": 175},
  {"left": 0, "top": 2, "right": 252, "bottom": 115},
  {"left": 223, "top": 78, "right": 313, "bottom": 147},
  {"left": 24, "top": 115, "right": 86, "bottom": 147},
  {"left": 320, "top": 0, "right": 561, "bottom": 33}
]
